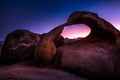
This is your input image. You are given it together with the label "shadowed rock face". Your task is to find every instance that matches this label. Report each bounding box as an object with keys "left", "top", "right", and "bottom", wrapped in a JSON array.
[
  {"left": 54, "top": 35, "right": 64, "bottom": 47},
  {"left": 1, "top": 29, "right": 40, "bottom": 64},
  {"left": 55, "top": 11, "right": 120, "bottom": 79},
  {"left": 0, "top": 41, "right": 4, "bottom": 61}
]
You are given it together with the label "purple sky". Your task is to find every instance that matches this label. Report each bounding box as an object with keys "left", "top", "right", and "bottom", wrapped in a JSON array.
[
  {"left": 0, "top": 0, "right": 120, "bottom": 40},
  {"left": 61, "top": 24, "right": 91, "bottom": 38}
]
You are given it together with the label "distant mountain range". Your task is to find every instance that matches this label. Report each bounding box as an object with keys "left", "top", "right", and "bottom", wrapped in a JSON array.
[{"left": 64, "top": 37, "right": 83, "bottom": 43}]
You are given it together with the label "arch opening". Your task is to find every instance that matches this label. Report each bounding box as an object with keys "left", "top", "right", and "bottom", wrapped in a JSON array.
[{"left": 61, "top": 24, "right": 91, "bottom": 39}]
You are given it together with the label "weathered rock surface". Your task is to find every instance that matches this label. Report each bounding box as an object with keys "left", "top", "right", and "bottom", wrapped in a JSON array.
[
  {"left": 1, "top": 29, "right": 40, "bottom": 64},
  {"left": 0, "top": 29, "right": 65, "bottom": 65},
  {"left": 55, "top": 11, "right": 120, "bottom": 79},
  {"left": 0, "top": 61, "right": 87, "bottom": 80}
]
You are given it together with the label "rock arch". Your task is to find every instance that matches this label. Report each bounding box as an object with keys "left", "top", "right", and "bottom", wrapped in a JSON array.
[
  {"left": 67, "top": 11, "right": 120, "bottom": 45},
  {"left": 55, "top": 11, "right": 120, "bottom": 79}
]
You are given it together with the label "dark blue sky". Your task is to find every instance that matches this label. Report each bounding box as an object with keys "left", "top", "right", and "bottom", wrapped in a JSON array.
[{"left": 0, "top": 0, "right": 120, "bottom": 40}]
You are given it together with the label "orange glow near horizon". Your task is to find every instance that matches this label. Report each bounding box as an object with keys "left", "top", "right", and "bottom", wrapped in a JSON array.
[{"left": 61, "top": 24, "right": 91, "bottom": 39}]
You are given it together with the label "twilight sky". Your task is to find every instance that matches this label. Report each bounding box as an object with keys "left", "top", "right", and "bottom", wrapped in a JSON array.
[{"left": 0, "top": 0, "right": 120, "bottom": 40}]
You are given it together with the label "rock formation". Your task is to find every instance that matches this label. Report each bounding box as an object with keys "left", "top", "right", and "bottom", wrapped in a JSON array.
[
  {"left": 55, "top": 11, "right": 120, "bottom": 79},
  {"left": 34, "top": 24, "right": 66, "bottom": 65},
  {"left": 54, "top": 35, "right": 64, "bottom": 47},
  {"left": 0, "top": 28, "right": 65, "bottom": 65},
  {"left": 0, "top": 11, "right": 120, "bottom": 80},
  {"left": 1, "top": 29, "right": 40, "bottom": 64}
]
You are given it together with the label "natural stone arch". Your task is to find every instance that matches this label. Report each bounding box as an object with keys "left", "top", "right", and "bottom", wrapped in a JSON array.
[
  {"left": 55, "top": 11, "right": 120, "bottom": 79},
  {"left": 67, "top": 11, "right": 120, "bottom": 45}
]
